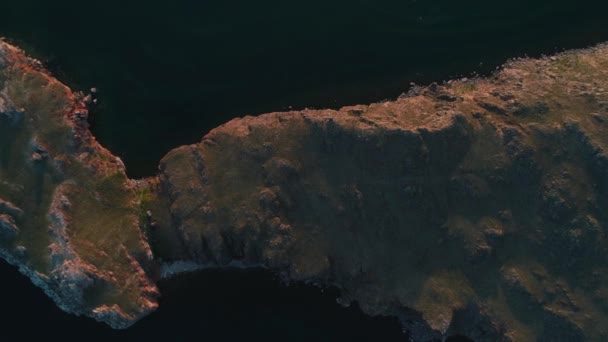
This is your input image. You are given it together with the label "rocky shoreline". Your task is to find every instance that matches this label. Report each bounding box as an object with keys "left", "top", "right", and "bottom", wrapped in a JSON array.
[
  {"left": 0, "top": 41, "right": 158, "bottom": 328},
  {"left": 1, "top": 40, "right": 608, "bottom": 340}
]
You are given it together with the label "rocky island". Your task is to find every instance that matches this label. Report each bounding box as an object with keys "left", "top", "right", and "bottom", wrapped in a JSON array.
[{"left": 1, "top": 39, "right": 607, "bottom": 341}]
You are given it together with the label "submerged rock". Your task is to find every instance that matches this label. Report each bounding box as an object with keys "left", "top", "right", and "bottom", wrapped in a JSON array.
[{"left": 2, "top": 39, "right": 608, "bottom": 341}]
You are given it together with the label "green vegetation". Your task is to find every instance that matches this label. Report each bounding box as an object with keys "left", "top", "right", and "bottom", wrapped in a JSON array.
[
  {"left": 156, "top": 44, "right": 608, "bottom": 340},
  {"left": 0, "top": 43, "right": 157, "bottom": 328},
  {"left": 3, "top": 40, "right": 608, "bottom": 339}
]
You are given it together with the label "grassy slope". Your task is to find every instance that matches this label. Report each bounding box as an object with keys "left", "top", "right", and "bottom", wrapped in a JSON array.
[
  {"left": 0, "top": 42, "right": 157, "bottom": 327},
  {"left": 157, "top": 44, "right": 608, "bottom": 341}
]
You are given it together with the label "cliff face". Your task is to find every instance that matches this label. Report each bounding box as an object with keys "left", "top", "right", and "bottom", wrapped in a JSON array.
[
  {"left": 152, "top": 46, "right": 608, "bottom": 341},
  {"left": 0, "top": 42, "right": 158, "bottom": 328},
  {"left": 1, "top": 39, "right": 608, "bottom": 341}
]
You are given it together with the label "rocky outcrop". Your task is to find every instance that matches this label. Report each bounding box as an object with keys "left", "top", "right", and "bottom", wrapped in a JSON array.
[
  {"left": 2, "top": 39, "right": 608, "bottom": 340},
  {"left": 149, "top": 45, "right": 608, "bottom": 341},
  {"left": 0, "top": 41, "right": 158, "bottom": 329}
]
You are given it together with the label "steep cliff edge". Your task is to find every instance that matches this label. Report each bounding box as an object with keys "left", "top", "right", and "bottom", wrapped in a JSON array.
[
  {"left": 1, "top": 39, "right": 608, "bottom": 340},
  {"left": 0, "top": 42, "right": 158, "bottom": 328},
  {"left": 151, "top": 45, "right": 608, "bottom": 341}
]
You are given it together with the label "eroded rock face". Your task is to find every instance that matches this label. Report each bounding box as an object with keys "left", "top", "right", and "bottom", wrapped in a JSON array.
[
  {"left": 151, "top": 45, "right": 608, "bottom": 341},
  {"left": 0, "top": 42, "right": 158, "bottom": 329},
  {"left": 1, "top": 39, "right": 608, "bottom": 340}
]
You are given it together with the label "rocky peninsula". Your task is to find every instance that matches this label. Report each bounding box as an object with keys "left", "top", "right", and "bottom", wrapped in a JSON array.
[{"left": 1, "top": 39, "right": 607, "bottom": 341}]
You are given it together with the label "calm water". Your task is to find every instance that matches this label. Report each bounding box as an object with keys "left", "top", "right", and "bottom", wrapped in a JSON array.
[
  {"left": 0, "top": 262, "right": 406, "bottom": 341},
  {"left": 0, "top": 0, "right": 607, "bottom": 340},
  {"left": 2, "top": 1, "right": 608, "bottom": 178}
]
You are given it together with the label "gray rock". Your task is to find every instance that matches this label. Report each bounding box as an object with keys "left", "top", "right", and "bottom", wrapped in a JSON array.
[
  {"left": 0, "top": 199, "right": 23, "bottom": 218},
  {"left": 0, "top": 214, "right": 19, "bottom": 238}
]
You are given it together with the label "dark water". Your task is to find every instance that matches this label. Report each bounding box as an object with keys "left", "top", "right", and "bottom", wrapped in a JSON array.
[
  {"left": 1, "top": 1, "right": 608, "bottom": 341},
  {"left": 2, "top": 1, "right": 608, "bottom": 178},
  {"left": 0, "top": 261, "right": 406, "bottom": 341}
]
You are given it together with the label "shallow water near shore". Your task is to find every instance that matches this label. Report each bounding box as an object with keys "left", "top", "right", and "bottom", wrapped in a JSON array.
[{"left": 1, "top": 0, "right": 608, "bottom": 340}]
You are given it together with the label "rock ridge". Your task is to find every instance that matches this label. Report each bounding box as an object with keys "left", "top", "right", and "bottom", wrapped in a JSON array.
[{"left": 1, "top": 39, "right": 608, "bottom": 340}]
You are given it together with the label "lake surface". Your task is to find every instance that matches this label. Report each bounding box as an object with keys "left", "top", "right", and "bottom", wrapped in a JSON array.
[{"left": 0, "top": 0, "right": 607, "bottom": 340}]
